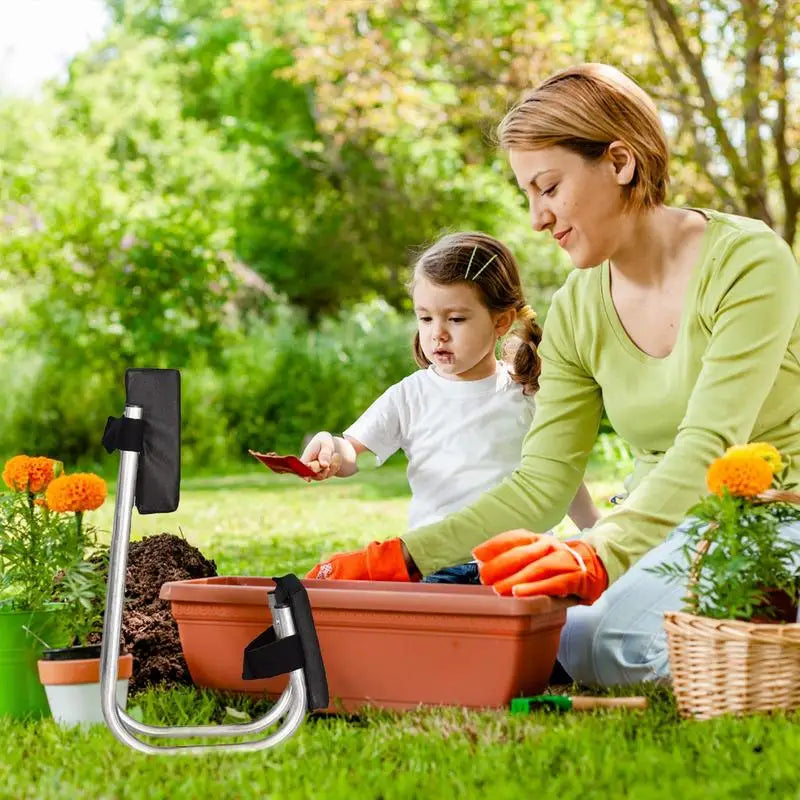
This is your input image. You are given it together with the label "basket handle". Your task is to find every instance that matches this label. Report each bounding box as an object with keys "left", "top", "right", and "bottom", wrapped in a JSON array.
[
  {"left": 685, "top": 533, "right": 713, "bottom": 613},
  {"left": 754, "top": 489, "right": 800, "bottom": 504}
]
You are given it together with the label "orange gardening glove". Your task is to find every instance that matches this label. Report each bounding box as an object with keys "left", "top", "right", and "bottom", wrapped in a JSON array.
[
  {"left": 472, "top": 530, "right": 608, "bottom": 604},
  {"left": 306, "top": 538, "right": 412, "bottom": 582}
]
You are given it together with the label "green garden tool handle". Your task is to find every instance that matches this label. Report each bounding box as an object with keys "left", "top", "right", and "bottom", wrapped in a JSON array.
[{"left": 511, "top": 695, "right": 648, "bottom": 713}]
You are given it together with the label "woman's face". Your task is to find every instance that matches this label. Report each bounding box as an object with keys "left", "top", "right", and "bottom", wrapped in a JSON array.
[{"left": 509, "top": 145, "right": 633, "bottom": 269}]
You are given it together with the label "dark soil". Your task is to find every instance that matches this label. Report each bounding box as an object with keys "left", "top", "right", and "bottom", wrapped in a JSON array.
[{"left": 89, "top": 533, "right": 217, "bottom": 693}]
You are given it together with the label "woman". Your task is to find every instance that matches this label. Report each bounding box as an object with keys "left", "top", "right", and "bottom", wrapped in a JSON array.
[{"left": 305, "top": 63, "right": 800, "bottom": 685}]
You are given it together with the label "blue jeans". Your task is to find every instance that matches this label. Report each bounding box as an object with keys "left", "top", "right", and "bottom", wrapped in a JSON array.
[
  {"left": 558, "top": 519, "right": 800, "bottom": 686},
  {"left": 422, "top": 562, "right": 480, "bottom": 585}
]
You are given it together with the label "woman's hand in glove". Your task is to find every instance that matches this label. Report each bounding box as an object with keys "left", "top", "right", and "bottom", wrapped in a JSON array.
[{"left": 472, "top": 530, "right": 608, "bottom": 604}]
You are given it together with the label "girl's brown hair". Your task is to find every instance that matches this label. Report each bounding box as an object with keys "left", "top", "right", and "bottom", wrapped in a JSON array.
[
  {"left": 409, "top": 232, "right": 543, "bottom": 394},
  {"left": 497, "top": 63, "right": 669, "bottom": 209}
]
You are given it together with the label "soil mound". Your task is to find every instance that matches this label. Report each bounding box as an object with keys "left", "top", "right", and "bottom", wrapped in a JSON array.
[{"left": 91, "top": 533, "right": 217, "bottom": 692}]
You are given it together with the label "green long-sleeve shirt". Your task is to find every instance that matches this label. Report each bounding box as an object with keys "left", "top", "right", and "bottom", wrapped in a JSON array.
[{"left": 402, "top": 210, "right": 800, "bottom": 584}]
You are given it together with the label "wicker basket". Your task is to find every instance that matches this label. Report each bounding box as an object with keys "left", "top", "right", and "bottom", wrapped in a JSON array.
[
  {"left": 664, "top": 610, "right": 800, "bottom": 719},
  {"left": 664, "top": 487, "right": 800, "bottom": 720}
]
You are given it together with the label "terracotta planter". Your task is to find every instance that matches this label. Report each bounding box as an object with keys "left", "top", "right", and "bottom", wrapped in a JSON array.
[
  {"left": 160, "top": 577, "right": 568, "bottom": 711},
  {"left": 38, "top": 645, "right": 133, "bottom": 726},
  {"left": 750, "top": 589, "right": 798, "bottom": 624}
]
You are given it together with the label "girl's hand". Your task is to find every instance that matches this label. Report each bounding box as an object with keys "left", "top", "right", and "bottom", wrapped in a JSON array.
[
  {"left": 306, "top": 538, "right": 412, "bottom": 581},
  {"left": 300, "top": 432, "right": 344, "bottom": 481}
]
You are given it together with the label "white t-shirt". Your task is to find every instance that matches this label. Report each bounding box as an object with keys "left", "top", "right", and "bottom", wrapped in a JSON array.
[{"left": 344, "top": 362, "right": 536, "bottom": 530}]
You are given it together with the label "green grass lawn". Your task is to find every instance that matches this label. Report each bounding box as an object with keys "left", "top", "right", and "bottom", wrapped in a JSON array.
[{"left": 2, "top": 460, "right": 799, "bottom": 800}]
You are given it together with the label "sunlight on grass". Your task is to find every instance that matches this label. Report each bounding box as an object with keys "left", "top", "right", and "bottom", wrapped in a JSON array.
[
  {"left": 88, "top": 458, "right": 621, "bottom": 576},
  {"left": 90, "top": 462, "right": 412, "bottom": 574}
]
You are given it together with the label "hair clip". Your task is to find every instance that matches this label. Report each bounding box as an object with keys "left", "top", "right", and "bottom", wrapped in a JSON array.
[
  {"left": 470, "top": 253, "right": 498, "bottom": 281},
  {"left": 464, "top": 246, "right": 478, "bottom": 280}
]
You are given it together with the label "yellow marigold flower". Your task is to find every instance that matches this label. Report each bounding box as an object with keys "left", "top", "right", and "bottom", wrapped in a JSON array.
[
  {"left": 724, "top": 442, "right": 786, "bottom": 475},
  {"left": 707, "top": 453, "right": 773, "bottom": 498},
  {"left": 2, "top": 455, "right": 31, "bottom": 491},
  {"left": 45, "top": 473, "right": 107, "bottom": 513}
]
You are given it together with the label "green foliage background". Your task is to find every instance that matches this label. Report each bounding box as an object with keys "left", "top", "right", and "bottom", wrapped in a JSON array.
[
  {"left": 1, "top": 0, "right": 795, "bottom": 466},
  {"left": 0, "top": 1, "right": 565, "bottom": 465}
]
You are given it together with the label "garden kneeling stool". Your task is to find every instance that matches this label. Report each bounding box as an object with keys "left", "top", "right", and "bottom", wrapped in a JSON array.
[{"left": 101, "top": 368, "right": 328, "bottom": 754}]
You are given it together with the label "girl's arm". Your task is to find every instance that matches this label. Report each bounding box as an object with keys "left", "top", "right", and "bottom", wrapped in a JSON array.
[
  {"left": 302, "top": 382, "right": 405, "bottom": 480},
  {"left": 567, "top": 482, "right": 601, "bottom": 530}
]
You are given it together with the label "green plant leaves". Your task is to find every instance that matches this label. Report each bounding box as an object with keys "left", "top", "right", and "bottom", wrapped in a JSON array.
[{"left": 650, "top": 491, "right": 800, "bottom": 621}]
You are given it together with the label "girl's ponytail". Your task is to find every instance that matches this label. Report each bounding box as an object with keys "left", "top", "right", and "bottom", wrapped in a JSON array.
[{"left": 504, "top": 303, "right": 543, "bottom": 395}]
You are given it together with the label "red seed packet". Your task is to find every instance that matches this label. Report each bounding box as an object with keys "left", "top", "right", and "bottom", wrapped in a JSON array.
[{"left": 248, "top": 450, "right": 317, "bottom": 479}]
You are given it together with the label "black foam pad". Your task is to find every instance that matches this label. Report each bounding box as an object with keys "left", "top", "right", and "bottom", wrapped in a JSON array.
[{"left": 124, "top": 369, "right": 181, "bottom": 514}]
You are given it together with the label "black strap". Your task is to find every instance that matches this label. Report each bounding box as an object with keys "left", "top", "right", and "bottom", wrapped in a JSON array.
[
  {"left": 242, "top": 627, "right": 304, "bottom": 680},
  {"left": 102, "top": 416, "right": 145, "bottom": 454},
  {"left": 242, "top": 574, "right": 329, "bottom": 711}
]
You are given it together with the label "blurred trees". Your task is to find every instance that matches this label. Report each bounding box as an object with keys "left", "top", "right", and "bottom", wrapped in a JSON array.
[
  {"left": 234, "top": 0, "right": 799, "bottom": 246},
  {"left": 644, "top": 0, "right": 799, "bottom": 245},
  {"left": 104, "top": 0, "right": 559, "bottom": 316},
  {"left": 0, "top": 0, "right": 797, "bottom": 462}
]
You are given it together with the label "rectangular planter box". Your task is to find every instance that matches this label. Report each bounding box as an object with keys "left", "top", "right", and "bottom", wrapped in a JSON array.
[{"left": 160, "top": 577, "right": 568, "bottom": 712}]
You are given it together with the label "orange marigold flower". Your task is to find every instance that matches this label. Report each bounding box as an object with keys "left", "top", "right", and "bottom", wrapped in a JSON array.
[
  {"left": 45, "top": 473, "right": 107, "bottom": 513},
  {"left": 3, "top": 455, "right": 31, "bottom": 491},
  {"left": 707, "top": 454, "right": 773, "bottom": 498},
  {"left": 26, "top": 457, "right": 59, "bottom": 493},
  {"left": 2, "top": 454, "right": 60, "bottom": 493}
]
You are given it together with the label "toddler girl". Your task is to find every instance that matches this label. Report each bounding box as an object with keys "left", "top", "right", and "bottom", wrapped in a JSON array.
[{"left": 302, "top": 232, "right": 599, "bottom": 582}]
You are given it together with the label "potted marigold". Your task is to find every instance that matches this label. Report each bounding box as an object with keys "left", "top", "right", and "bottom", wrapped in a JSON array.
[
  {"left": 0, "top": 455, "right": 73, "bottom": 718},
  {"left": 0, "top": 454, "right": 130, "bottom": 722},
  {"left": 654, "top": 443, "right": 800, "bottom": 719},
  {"left": 34, "top": 470, "right": 133, "bottom": 726}
]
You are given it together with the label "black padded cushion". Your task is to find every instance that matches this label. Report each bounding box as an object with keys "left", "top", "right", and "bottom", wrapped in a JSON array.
[{"left": 125, "top": 369, "right": 181, "bottom": 514}]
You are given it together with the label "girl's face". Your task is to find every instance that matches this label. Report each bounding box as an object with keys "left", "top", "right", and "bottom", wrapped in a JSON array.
[
  {"left": 509, "top": 144, "right": 634, "bottom": 269},
  {"left": 413, "top": 276, "right": 512, "bottom": 381}
]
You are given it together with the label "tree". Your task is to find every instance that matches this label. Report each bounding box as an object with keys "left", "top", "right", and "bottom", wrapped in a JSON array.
[
  {"left": 101, "top": 0, "right": 563, "bottom": 315},
  {"left": 642, "top": 0, "right": 799, "bottom": 246},
  {"left": 232, "top": 0, "right": 799, "bottom": 247}
]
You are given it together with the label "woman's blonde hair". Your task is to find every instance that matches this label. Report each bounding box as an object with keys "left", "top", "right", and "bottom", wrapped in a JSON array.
[
  {"left": 498, "top": 63, "right": 669, "bottom": 209},
  {"left": 409, "top": 232, "right": 543, "bottom": 395}
]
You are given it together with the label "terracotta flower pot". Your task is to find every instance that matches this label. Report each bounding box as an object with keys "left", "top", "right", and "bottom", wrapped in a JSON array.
[
  {"left": 750, "top": 589, "right": 799, "bottom": 624},
  {"left": 38, "top": 645, "right": 133, "bottom": 726},
  {"left": 160, "top": 577, "right": 569, "bottom": 712}
]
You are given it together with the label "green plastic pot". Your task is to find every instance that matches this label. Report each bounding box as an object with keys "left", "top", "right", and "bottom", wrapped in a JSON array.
[{"left": 0, "top": 606, "right": 69, "bottom": 719}]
